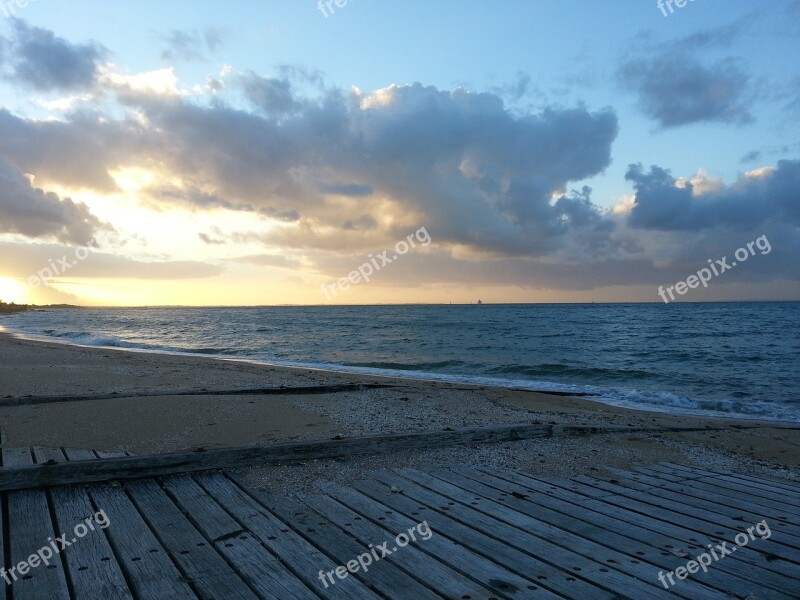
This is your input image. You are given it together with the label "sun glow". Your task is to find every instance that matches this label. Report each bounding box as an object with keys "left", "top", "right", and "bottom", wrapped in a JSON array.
[{"left": 0, "top": 278, "right": 27, "bottom": 304}]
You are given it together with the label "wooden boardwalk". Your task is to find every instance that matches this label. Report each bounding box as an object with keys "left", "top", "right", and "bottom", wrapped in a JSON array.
[{"left": 1, "top": 448, "right": 798, "bottom": 599}]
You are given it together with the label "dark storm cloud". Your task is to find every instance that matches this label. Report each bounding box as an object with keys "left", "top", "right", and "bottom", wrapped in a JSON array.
[
  {"left": 160, "top": 28, "right": 224, "bottom": 62},
  {"left": 240, "top": 72, "right": 303, "bottom": 114},
  {"left": 618, "top": 25, "right": 753, "bottom": 128},
  {"left": 619, "top": 55, "right": 752, "bottom": 128},
  {"left": 625, "top": 160, "right": 800, "bottom": 231},
  {"left": 0, "top": 156, "right": 103, "bottom": 244},
  {"left": 3, "top": 20, "right": 104, "bottom": 91}
]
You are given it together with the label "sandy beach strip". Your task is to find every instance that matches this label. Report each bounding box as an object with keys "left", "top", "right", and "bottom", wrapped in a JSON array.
[{"left": 0, "top": 331, "right": 797, "bottom": 494}]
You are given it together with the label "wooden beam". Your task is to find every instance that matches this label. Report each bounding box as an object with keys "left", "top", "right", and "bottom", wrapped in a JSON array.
[
  {"left": 0, "top": 422, "right": 555, "bottom": 491},
  {"left": 0, "top": 383, "right": 397, "bottom": 406},
  {"left": 0, "top": 422, "right": 746, "bottom": 492}
]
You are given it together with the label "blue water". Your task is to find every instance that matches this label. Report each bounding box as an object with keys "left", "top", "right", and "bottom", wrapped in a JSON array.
[{"left": 2, "top": 303, "right": 799, "bottom": 421}]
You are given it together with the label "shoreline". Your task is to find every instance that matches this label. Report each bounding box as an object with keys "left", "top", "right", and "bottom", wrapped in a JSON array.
[
  {"left": 2, "top": 326, "right": 794, "bottom": 425},
  {"left": 1, "top": 331, "right": 798, "bottom": 494}
]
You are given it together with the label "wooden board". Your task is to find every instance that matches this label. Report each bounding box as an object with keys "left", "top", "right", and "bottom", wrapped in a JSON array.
[
  {"left": 255, "top": 488, "right": 442, "bottom": 600},
  {"left": 350, "top": 476, "right": 619, "bottom": 600},
  {"left": 452, "top": 466, "right": 797, "bottom": 599},
  {"left": 32, "top": 447, "right": 133, "bottom": 600},
  {"left": 369, "top": 469, "right": 679, "bottom": 600},
  {"left": 2, "top": 446, "right": 71, "bottom": 600},
  {"left": 301, "top": 496, "right": 520, "bottom": 600},
  {"left": 495, "top": 468, "right": 800, "bottom": 584},
  {"left": 89, "top": 485, "right": 198, "bottom": 599},
  {"left": 0, "top": 423, "right": 554, "bottom": 491},
  {"left": 196, "top": 473, "right": 361, "bottom": 599},
  {"left": 125, "top": 479, "right": 259, "bottom": 600}
]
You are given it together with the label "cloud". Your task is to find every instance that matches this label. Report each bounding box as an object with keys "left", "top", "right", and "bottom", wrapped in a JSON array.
[
  {"left": 0, "top": 156, "right": 104, "bottom": 244},
  {"left": 619, "top": 55, "right": 752, "bottom": 128},
  {"left": 618, "top": 27, "right": 753, "bottom": 128},
  {"left": 3, "top": 20, "right": 105, "bottom": 91},
  {"left": 0, "top": 241, "right": 222, "bottom": 280},
  {"left": 240, "top": 72, "right": 303, "bottom": 114},
  {"left": 740, "top": 150, "right": 762, "bottom": 164},
  {"left": 490, "top": 71, "right": 535, "bottom": 102},
  {"left": 0, "top": 72, "right": 619, "bottom": 257},
  {"left": 159, "top": 28, "right": 224, "bottom": 62},
  {"left": 231, "top": 254, "right": 302, "bottom": 269},
  {"left": 0, "top": 108, "right": 144, "bottom": 192},
  {"left": 625, "top": 160, "right": 800, "bottom": 231},
  {"left": 320, "top": 183, "right": 374, "bottom": 197}
]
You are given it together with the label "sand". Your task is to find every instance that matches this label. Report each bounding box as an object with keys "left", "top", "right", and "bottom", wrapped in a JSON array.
[{"left": 0, "top": 331, "right": 798, "bottom": 494}]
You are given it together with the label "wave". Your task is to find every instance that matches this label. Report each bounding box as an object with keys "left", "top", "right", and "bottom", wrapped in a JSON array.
[{"left": 3, "top": 319, "right": 798, "bottom": 423}]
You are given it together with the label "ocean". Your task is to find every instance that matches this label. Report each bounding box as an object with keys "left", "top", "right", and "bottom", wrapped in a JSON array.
[{"left": 2, "top": 302, "right": 798, "bottom": 422}]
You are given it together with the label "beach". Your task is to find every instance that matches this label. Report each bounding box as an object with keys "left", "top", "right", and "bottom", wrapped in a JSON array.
[{"left": 1, "top": 331, "right": 798, "bottom": 495}]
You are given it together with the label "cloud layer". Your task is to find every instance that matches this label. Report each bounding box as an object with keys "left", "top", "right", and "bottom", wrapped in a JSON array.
[
  {"left": 0, "top": 20, "right": 797, "bottom": 298},
  {"left": 0, "top": 156, "right": 102, "bottom": 244}
]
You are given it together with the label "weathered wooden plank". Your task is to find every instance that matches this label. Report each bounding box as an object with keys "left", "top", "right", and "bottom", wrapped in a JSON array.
[
  {"left": 198, "top": 473, "right": 374, "bottom": 599},
  {"left": 0, "top": 484, "right": 4, "bottom": 600},
  {"left": 368, "top": 470, "right": 674, "bottom": 600},
  {"left": 161, "top": 475, "right": 245, "bottom": 542},
  {"left": 300, "top": 495, "right": 505, "bottom": 600},
  {"left": 596, "top": 470, "right": 800, "bottom": 551},
  {"left": 248, "top": 486, "right": 437, "bottom": 600},
  {"left": 497, "top": 468, "right": 800, "bottom": 583},
  {"left": 351, "top": 476, "right": 618, "bottom": 600},
  {"left": 50, "top": 483, "right": 134, "bottom": 600},
  {"left": 648, "top": 464, "right": 800, "bottom": 514},
  {"left": 451, "top": 466, "right": 797, "bottom": 599},
  {"left": 663, "top": 463, "right": 800, "bottom": 498},
  {"left": 609, "top": 467, "right": 800, "bottom": 534},
  {"left": 570, "top": 476, "right": 800, "bottom": 562},
  {"left": 125, "top": 479, "right": 260, "bottom": 600},
  {"left": 0, "top": 423, "right": 553, "bottom": 491},
  {"left": 32, "top": 447, "right": 134, "bottom": 600},
  {"left": 159, "top": 475, "right": 316, "bottom": 599},
  {"left": 94, "top": 450, "right": 129, "bottom": 459},
  {"left": 318, "top": 483, "right": 566, "bottom": 600},
  {"left": 89, "top": 485, "right": 198, "bottom": 599},
  {"left": 63, "top": 448, "right": 98, "bottom": 462},
  {"left": 1, "top": 383, "right": 396, "bottom": 406},
  {"left": 395, "top": 468, "right": 724, "bottom": 600},
  {"left": 659, "top": 463, "right": 800, "bottom": 507},
  {"left": 2, "top": 446, "right": 71, "bottom": 600}
]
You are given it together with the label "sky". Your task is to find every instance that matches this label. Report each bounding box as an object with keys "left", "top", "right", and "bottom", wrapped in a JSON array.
[{"left": 0, "top": 0, "right": 798, "bottom": 306}]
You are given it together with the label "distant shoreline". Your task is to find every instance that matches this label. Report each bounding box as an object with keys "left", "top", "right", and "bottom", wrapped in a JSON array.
[{"left": 0, "top": 304, "right": 28, "bottom": 315}]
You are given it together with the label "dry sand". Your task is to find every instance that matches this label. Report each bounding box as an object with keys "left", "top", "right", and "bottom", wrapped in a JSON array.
[{"left": 0, "top": 331, "right": 798, "bottom": 494}]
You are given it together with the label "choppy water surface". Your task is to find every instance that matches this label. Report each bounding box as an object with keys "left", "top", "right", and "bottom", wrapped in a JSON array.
[{"left": 3, "top": 302, "right": 799, "bottom": 421}]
